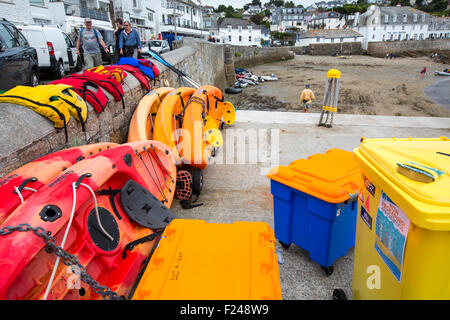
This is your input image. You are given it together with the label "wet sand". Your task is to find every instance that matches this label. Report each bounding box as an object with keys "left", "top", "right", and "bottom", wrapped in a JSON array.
[
  {"left": 424, "top": 77, "right": 450, "bottom": 110},
  {"left": 225, "top": 55, "right": 450, "bottom": 117}
]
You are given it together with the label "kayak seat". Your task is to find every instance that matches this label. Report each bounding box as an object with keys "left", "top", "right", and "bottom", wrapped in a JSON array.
[{"left": 120, "top": 180, "right": 176, "bottom": 230}]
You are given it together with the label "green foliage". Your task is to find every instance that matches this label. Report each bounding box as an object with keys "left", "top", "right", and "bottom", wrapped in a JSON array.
[
  {"left": 250, "top": 12, "right": 265, "bottom": 25},
  {"left": 331, "top": 2, "right": 371, "bottom": 14},
  {"left": 235, "top": 51, "right": 242, "bottom": 57},
  {"left": 285, "top": 1, "right": 295, "bottom": 8},
  {"left": 418, "top": 0, "right": 450, "bottom": 14},
  {"left": 266, "top": 0, "right": 285, "bottom": 7}
]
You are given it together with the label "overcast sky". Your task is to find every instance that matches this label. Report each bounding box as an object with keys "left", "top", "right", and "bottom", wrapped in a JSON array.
[{"left": 200, "top": 0, "right": 317, "bottom": 10}]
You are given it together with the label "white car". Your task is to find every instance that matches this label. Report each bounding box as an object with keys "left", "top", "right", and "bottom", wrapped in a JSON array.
[
  {"left": 18, "top": 25, "right": 78, "bottom": 78},
  {"left": 141, "top": 40, "right": 170, "bottom": 56}
]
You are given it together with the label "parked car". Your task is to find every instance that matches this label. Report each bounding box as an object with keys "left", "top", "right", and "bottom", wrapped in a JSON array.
[
  {"left": 18, "top": 25, "right": 78, "bottom": 78},
  {"left": 141, "top": 40, "right": 170, "bottom": 56},
  {"left": 271, "top": 40, "right": 282, "bottom": 47},
  {"left": 0, "top": 18, "right": 39, "bottom": 91}
]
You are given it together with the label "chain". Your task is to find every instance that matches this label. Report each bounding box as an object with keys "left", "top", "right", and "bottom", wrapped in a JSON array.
[{"left": 0, "top": 223, "right": 124, "bottom": 300}]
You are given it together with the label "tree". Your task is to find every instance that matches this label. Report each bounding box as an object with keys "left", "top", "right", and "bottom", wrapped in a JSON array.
[
  {"left": 285, "top": 1, "right": 295, "bottom": 8},
  {"left": 263, "top": 9, "right": 272, "bottom": 17},
  {"left": 250, "top": 12, "right": 265, "bottom": 25},
  {"left": 267, "top": 0, "right": 285, "bottom": 7},
  {"left": 251, "top": 0, "right": 262, "bottom": 6}
]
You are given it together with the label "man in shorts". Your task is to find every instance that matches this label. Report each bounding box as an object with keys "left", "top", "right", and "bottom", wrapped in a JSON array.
[
  {"left": 76, "top": 18, "right": 109, "bottom": 69},
  {"left": 299, "top": 84, "right": 315, "bottom": 113}
]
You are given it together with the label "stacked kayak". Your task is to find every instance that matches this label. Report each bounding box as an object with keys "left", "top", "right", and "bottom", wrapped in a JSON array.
[
  {"left": 128, "top": 85, "right": 236, "bottom": 206},
  {"left": 232, "top": 68, "right": 278, "bottom": 91},
  {"left": 0, "top": 141, "right": 177, "bottom": 300},
  {"left": 435, "top": 70, "right": 450, "bottom": 76}
]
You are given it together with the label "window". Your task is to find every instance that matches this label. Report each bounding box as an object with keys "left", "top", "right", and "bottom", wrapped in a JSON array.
[
  {"left": 421, "top": 14, "right": 425, "bottom": 22},
  {"left": 372, "top": 34, "right": 375, "bottom": 39},
  {"left": 384, "top": 26, "right": 387, "bottom": 31},
  {"left": 238, "top": 26, "right": 242, "bottom": 33},
  {"left": 228, "top": 35, "right": 231, "bottom": 41},
  {"left": 392, "top": 14, "right": 397, "bottom": 23},
  {"left": 161, "top": 0, "right": 165, "bottom": 7},
  {"left": 0, "top": 24, "right": 16, "bottom": 48},
  {"left": 29, "top": 0, "right": 45, "bottom": 6},
  {"left": 413, "top": 14, "right": 417, "bottom": 22},
  {"left": 133, "top": 0, "right": 138, "bottom": 8},
  {"left": 227, "top": 25, "right": 232, "bottom": 32},
  {"left": 62, "top": 32, "right": 73, "bottom": 48},
  {"left": 239, "top": 35, "right": 242, "bottom": 42},
  {"left": 8, "top": 25, "right": 27, "bottom": 46},
  {"left": 384, "top": 15, "right": 388, "bottom": 23},
  {"left": 249, "top": 36, "right": 252, "bottom": 42},
  {"left": 248, "top": 25, "right": 252, "bottom": 33},
  {"left": 402, "top": 25, "right": 405, "bottom": 30},
  {"left": 373, "top": 26, "right": 376, "bottom": 31},
  {"left": 420, "top": 25, "right": 423, "bottom": 30},
  {"left": 330, "top": 38, "right": 334, "bottom": 43},
  {"left": 148, "top": 13, "right": 154, "bottom": 21},
  {"left": 403, "top": 14, "right": 407, "bottom": 23}
]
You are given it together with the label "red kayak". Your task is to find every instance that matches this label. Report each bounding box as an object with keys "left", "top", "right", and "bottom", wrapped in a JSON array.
[
  {"left": 0, "top": 143, "right": 118, "bottom": 225},
  {"left": 0, "top": 140, "right": 177, "bottom": 300}
]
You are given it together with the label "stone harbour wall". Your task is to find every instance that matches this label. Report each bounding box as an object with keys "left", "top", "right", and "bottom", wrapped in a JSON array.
[
  {"left": 367, "top": 39, "right": 450, "bottom": 57},
  {"left": 0, "top": 38, "right": 292, "bottom": 177}
]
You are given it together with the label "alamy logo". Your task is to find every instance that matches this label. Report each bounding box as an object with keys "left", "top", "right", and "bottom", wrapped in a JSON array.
[{"left": 366, "top": 265, "right": 381, "bottom": 290}]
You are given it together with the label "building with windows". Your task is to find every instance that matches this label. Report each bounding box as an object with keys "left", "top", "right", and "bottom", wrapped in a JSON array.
[
  {"left": 218, "top": 17, "right": 262, "bottom": 46},
  {"left": 0, "top": 0, "right": 62, "bottom": 26},
  {"left": 296, "top": 28, "right": 363, "bottom": 47},
  {"left": 309, "top": 11, "right": 344, "bottom": 30},
  {"left": 113, "top": 0, "right": 161, "bottom": 41},
  {"left": 202, "top": 5, "right": 220, "bottom": 39},
  {"left": 160, "top": 0, "right": 203, "bottom": 38},
  {"left": 352, "top": 5, "right": 430, "bottom": 49},
  {"left": 271, "top": 7, "right": 306, "bottom": 32},
  {"left": 428, "top": 16, "right": 450, "bottom": 39}
]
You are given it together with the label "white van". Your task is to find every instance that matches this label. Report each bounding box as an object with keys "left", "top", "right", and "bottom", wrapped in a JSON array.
[{"left": 18, "top": 25, "right": 78, "bottom": 78}]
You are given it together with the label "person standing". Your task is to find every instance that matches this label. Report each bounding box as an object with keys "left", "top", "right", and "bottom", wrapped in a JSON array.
[
  {"left": 300, "top": 84, "right": 315, "bottom": 113},
  {"left": 76, "top": 18, "right": 109, "bottom": 70},
  {"left": 166, "top": 32, "right": 175, "bottom": 51},
  {"left": 119, "top": 21, "right": 142, "bottom": 59},
  {"left": 114, "top": 18, "right": 124, "bottom": 63}
]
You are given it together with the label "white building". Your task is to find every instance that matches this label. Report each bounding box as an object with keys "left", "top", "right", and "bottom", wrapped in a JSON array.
[
  {"left": 218, "top": 17, "right": 262, "bottom": 47},
  {"left": 114, "top": 0, "right": 161, "bottom": 41},
  {"left": 271, "top": 7, "right": 306, "bottom": 32},
  {"left": 160, "top": 0, "right": 203, "bottom": 38},
  {"left": 202, "top": 6, "right": 220, "bottom": 40},
  {"left": 310, "top": 11, "right": 344, "bottom": 29},
  {"left": 428, "top": 16, "right": 450, "bottom": 39},
  {"left": 352, "top": 5, "right": 431, "bottom": 49},
  {"left": 0, "top": 0, "right": 62, "bottom": 26},
  {"left": 296, "top": 28, "right": 363, "bottom": 47}
]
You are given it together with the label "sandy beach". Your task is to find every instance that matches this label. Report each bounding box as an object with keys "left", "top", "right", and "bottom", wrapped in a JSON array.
[{"left": 226, "top": 54, "right": 450, "bottom": 117}]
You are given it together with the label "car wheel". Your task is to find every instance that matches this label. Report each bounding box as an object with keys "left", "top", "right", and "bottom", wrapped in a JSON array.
[
  {"left": 30, "top": 69, "right": 39, "bottom": 87},
  {"left": 54, "top": 60, "right": 65, "bottom": 79}
]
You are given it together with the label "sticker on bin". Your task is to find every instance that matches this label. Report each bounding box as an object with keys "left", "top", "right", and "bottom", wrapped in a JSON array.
[
  {"left": 375, "top": 191, "right": 410, "bottom": 282},
  {"left": 360, "top": 206, "right": 372, "bottom": 230},
  {"left": 363, "top": 174, "right": 376, "bottom": 197}
]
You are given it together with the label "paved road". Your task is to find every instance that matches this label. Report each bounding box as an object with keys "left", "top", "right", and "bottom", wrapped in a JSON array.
[{"left": 424, "top": 77, "right": 450, "bottom": 110}]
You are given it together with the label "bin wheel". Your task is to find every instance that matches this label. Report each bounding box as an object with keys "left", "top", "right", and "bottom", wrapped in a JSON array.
[
  {"left": 321, "top": 265, "right": 334, "bottom": 276},
  {"left": 192, "top": 169, "right": 203, "bottom": 194},
  {"left": 332, "top": 289, "right": 347, "bottom": 300},
  {"left": 279, "top": 241, "right": 291, "bottom": 249}
]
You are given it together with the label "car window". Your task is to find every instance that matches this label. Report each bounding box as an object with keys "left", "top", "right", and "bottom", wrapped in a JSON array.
[
  {"left": 62, "top": 32, "right": 73, "bottom": 47},
  {"left": 5, "top": 24, "right": 28, "bottom": 47},
  {"left": 0, "top": 23, "right": 16, "bottom": 48},
  {"left": 150, "top": 41, "right": 161, "bottom": 47}
]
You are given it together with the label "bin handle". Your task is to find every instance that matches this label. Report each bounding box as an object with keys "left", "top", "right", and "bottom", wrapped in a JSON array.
[
  {"left": 396, "top": 162, "right": 444, "bottom": 183},
  {"left": 344, "top": 191, "right": 358, "bottom": 204}
]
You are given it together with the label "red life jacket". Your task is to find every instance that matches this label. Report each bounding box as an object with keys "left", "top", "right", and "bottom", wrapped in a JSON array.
[
  {"left": 112, "top": 64, "right": 150, "bottom": 91},
  {"left": 68, "top": 71, "right": 125, "bottom": 108},
  {"left": 50, "top": 78, "right": 108, "bottom": 113}
]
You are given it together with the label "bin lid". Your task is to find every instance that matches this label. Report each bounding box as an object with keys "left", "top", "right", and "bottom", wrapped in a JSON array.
[
  {"left": 267, "top": 149, "right": 362, "bottom": 203},
  {"left": 355, "top": 137, "right": 450, "bottom": 207},
  {"left": 131, "top": 219, "right": 282, "bottom": 300}
]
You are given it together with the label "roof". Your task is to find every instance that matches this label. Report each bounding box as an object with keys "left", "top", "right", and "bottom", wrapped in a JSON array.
[
  {"left": 299, "top": 29, "right": 363, "bottom": 39},
  {"left": 218, "top": 17, "right": 261, "bottom": 29}
]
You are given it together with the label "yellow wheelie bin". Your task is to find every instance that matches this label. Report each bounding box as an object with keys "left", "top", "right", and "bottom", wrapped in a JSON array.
[{"left": 350, "top": 137, "right": 450, "bottom": 300}]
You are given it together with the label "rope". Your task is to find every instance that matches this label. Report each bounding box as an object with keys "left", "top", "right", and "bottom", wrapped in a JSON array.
[
  {"left": 14, "top": 186, "right": 37, "bottom": 204},
  {"left": 43, "top": 182, "right": 113, "bottom": 300},
  {"left": 136, "top": 151, "right": 167, "bottom": 203}
]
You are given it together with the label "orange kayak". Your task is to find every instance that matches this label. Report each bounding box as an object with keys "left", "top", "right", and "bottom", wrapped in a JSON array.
[
  {"left": 0, "top": 140, "right": 176, "bottom": 300},
  {"left": 180, "top": 88, "right": 210, "bottom": 169},
  {"left": 128, "top": 87, "right": 175, "bottom": 142},
  {"left": 153, "top": 87, "right": 195, "bottom": 165},
  {"left": 201, "top": 85, "right": 236, "bottom": 129},
  {"left": 0, "top": 143, "right": 118, "bottom": 225}
]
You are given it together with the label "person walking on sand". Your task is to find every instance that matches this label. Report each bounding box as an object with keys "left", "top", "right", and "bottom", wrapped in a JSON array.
[
  {"left": 119, "top": 21, "right": 142, "bottom": 59},
  {"left": 420, "top": 67, "right": 427, "bottom": 78},
  {"left": 76, "top": 18, "right": 109, "bottom": 70},
  {"left": 300, "top": 84, "right": 315, "bottom": 113}
]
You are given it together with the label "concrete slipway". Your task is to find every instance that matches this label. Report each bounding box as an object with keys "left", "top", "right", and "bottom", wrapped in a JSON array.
[{"left": 171, "top": 111, "right": 450, "bottom": 300}]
